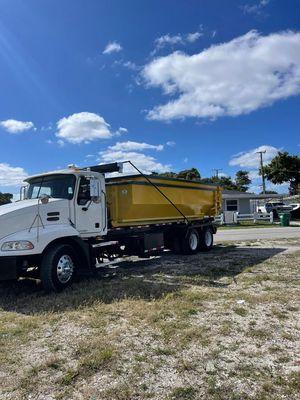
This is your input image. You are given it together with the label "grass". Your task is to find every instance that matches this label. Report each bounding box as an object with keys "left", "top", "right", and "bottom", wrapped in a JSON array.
[
  {"left": 218, "top": 220, "right": 300, "bottom": 229},
  {"left": 0, "top": 239, "right": 299, "bottom": 400},
  {"left": 218, "top": 221, "right": 279, "bottom": 230},
  {"left": 169, "top": 387, "right": 197, "bottom": 399},
  {"left": 79, "top": 346, "right": 117, "bottom": 373},
  {"left": 233, "top": 307, "right": 248, "bottom": 316}
]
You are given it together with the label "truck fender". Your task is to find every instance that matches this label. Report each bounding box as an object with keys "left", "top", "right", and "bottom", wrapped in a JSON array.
[{"left": 42, "top": 236, "right": 92, "bottom": 271}]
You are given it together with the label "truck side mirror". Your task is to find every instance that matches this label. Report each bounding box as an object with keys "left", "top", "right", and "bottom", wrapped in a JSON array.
[
  {"left": 89, "top": 178, "right": 101, "bottom": 202},
  {"left": 19, "top": 185, "right": 28, "bottom": 201}
]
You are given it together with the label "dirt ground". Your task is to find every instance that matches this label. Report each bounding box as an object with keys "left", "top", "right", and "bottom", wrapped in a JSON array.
[{"left": 0, "top": 238, "right": 299, "bottom": 400}]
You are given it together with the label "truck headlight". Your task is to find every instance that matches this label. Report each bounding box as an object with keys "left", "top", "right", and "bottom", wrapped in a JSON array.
[{"left": 1, "top": 241, "right": 34, "bottom": 251}]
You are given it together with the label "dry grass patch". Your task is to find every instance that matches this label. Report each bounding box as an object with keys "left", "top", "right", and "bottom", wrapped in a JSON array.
[{"left": 0, "top": 239, "right": 299, "bottom": 399}]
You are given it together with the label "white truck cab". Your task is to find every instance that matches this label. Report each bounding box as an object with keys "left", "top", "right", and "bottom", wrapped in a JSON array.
[
  {"left": 0, "top": 164, "right": 114, "bottom": 290},
  {"left": 0, "top": 167, "right": 107, "bottom": 253}
]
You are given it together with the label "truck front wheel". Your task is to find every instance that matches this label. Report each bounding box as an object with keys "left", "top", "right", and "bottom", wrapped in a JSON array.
[{"left": 40, "top": 244, "right": 77, "bottom": 292}]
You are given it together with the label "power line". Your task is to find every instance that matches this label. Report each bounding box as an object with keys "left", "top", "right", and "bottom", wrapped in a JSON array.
[
  {"left": 212, "top": 168, "right": 222, "bottom": 178},
  {"left": 256, "top": 150, "right": 266, "bottom": 194}
]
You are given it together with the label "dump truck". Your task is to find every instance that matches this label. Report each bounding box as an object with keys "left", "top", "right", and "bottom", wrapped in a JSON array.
[{"left": 0, "top": 162, "right": 222, "bottom": 291}]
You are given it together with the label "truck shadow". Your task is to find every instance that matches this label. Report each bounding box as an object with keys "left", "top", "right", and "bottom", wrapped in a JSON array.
[{"left": 0, "top": 245, "right": 286, "bottom": 315}]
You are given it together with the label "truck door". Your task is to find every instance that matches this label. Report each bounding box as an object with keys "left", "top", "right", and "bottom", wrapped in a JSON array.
[{"left": 75, "top": 176, "right": 107, "bottom": 236}]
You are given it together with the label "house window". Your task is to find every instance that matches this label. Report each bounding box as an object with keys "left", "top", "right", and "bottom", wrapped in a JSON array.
[{"left": 226, "top": 199, "right": 238, "bottom": 211}]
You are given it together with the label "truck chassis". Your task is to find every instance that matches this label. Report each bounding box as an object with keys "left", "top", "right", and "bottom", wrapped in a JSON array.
[{"left": 2, "top": 218, "right": 216, "bottom": 292}]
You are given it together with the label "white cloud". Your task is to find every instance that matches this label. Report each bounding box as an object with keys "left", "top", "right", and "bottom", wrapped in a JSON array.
[
  {"left": 57, "top": 139, "right": 65, "bottom": 147},
  {"left": 103, "top": 41, "right": 122, "bottom": 55},
  {"left": 152, "top": 31, "right": 202, "bottom": 54},
  {"left": 154, "top": 34, "right": 184, "bottom": 49},
  {"left": 231, "top": 145, "right": 290, "bottom": 194},
  {"left": 229, "top": 145, "right": 280, "bottom": 168},
  {"left": 100, "top": 151, "right": 170, "bottom": 175},
  {"left": 84, "top": 154, "right": 97, "bottom": 163},
  {"left": 122, "top": 61, "right": 139, "bottom": 70},
  {"left": 41, "top": 123, "right": 53, "bottom": 132},
  {"left": 108, "top": 141, "right": 164, "bottom": 152},
  {"left": 56, "top": 112, "right": 113, "bottom": 144},
  {"left": 99, "top": 141, "right": 170, "bottom": 175},
  {"left": 242, "top": 0, "right": 270, "bottom": 16},
  {"left": 0, "top": 163, "right": 28, "bottom": 188},
  {"left": 266, "top": 182, "right": 289, "bottom": 193},
  {"left": 166, "top": 141, "right": 176, "bottom": 147},
  {"left": 115, "top": 127, "right": 128, "bottom": 136},
  {"left": 0, "top": 119, "right": 35, "bottom": 134},
  {"left": 249, "top": 182, "right": 289, "bottom": 194},
  {"left": 248, "top": 170, "right": 260, "bottom": 180},
  {"left": 112, "top": 59, "right": 141, "bottom": 71},
  {"left": 46, "top": 139, "right": 65, "bottom": 147},
  {"left": 142, "top": 30, "right": 300, "bottom": 121},
  {"left": 186, "top": 32, "right": 202, "bottom": 43}
]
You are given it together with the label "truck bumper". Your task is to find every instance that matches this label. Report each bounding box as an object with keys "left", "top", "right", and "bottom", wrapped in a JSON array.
[{"left": 0, "top": 257, "right": 18, "bottom": 280}]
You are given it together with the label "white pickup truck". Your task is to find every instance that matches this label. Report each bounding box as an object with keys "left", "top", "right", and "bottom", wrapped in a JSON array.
[{"left": 0, "top": 162, "right": 218, "bottom": 292}]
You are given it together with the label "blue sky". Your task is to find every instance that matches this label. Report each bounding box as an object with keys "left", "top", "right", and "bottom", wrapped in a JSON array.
[{"left": 0, "top": 0, "right": 299, "bottom": 194}]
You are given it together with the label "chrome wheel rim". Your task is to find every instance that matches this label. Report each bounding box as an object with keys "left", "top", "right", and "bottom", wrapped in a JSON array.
[
  {"left": 57, "top": 255, "right": 74, "bottom": 283},
  {"left": 205, "top": 230, "right": 212, "bottom": 247},
  {"left": 189, "top": 232, "right": 198, "bottom": 251}
]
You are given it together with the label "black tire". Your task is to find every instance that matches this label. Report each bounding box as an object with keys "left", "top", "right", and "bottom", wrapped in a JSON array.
[
  {"left": 198, "top": 227, "right": 214, "bottom": 251},
  {"left": 40, "top": 244, "right": 77, "bottom": 292},
  {"left": 180, "top": 228, "right": 200, "bottom": 255}
]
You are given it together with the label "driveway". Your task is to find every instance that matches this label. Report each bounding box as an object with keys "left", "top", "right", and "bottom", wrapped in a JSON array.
[{"left": 215, "top": 226, "right": 300, "bottom": 242}]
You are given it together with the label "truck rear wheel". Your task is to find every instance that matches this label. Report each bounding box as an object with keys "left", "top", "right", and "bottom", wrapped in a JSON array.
[
  {"left": 40, "top": 244, "right": 77, "bottom": 292},
  {"left": 199, "top": 227, "right": 213, "bottom": 251},
  {"left": 180, "top": 228, "right": 200, "bottom": 255}
]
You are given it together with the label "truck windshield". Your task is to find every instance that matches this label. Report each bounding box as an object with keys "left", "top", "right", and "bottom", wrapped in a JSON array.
[{"left": 27, "top": 174, "right": 76, "bottom": 200}]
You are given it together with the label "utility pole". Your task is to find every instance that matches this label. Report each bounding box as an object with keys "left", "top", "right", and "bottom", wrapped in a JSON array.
[
  {"left": 212, "top": 168, "right": 222, "bottom": 178},
  {"left": 256, "top": 150, "right": 266, "bottom": 194}
]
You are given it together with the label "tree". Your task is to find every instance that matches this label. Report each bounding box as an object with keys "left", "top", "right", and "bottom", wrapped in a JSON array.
[
  {"left": 152, "top": 168, "right": 201, "bottom": 181},
  {"left": 177, "top": 168, "right": 201, "bottom": 181},
  {"left": 235, "top": 170, "right": 251, "bottom": 192},
  {"left": 264, "top": 152, "right": 300, "bottom": 195},
  {"left": 260, "top": 190, "right": 278, "bottom": 195},
  {"left": 151, "top": 171, "right": 178, "bottom": 178},
  {"left": 201, "top": 176, "right": 238, "bottom": 191},
  {"left": 0, "top": 192, "right": 13, "bottom": 206},
  {"left": 216, "top": 176, "right": 238, "bottom": 191},
  {"left": 153, "top": 168, "right": 253, "bottom": 192}
]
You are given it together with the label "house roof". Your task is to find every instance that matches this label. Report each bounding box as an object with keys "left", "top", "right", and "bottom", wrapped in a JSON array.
[{"left": 222, "top": 190, "right": 282, "bottom": 200}]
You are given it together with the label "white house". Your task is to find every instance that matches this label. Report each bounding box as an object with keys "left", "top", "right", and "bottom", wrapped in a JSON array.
[{"left": 221, "top": 190, "right": 281, "bottom": 223}]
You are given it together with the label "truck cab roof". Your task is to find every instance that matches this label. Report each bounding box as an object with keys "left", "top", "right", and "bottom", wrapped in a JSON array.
[
  {"left": 25, "top": 162, "right": 123, "bottom": 183},
  {"left": 24, "top": 167, "right": 101, "bottom": 183}
]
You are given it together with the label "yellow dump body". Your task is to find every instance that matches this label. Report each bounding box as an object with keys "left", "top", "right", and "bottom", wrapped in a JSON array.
[{"left": 106, "top": 175, "right": 222, "bottom": 227}]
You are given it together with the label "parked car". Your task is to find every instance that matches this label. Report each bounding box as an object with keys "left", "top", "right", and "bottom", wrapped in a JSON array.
[
  {"left": 289, "top": 203, "right": 300, "bottom": 219},
  {"left": 258, "top": 202, "right": 293, "bottom": 219}
]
